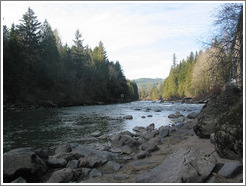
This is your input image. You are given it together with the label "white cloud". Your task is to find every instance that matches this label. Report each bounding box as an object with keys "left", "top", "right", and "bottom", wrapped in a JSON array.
[{"left": 1, "top": 1, "right": 221, "bottom": 79}]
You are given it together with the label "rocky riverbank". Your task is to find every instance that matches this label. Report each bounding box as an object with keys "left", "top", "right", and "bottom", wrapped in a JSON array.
[{"left": 3, "top": 109, "right": 243, "bottom": 183}]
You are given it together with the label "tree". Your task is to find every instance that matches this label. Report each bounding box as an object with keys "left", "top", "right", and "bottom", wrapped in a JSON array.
[
  {"left": 172, "top": 53, "right": 177, "bottom": 68},
  {"left": 17, "top": 7, "right": 41, "bottom": 61},
  {"left": 71, "top": 29, "right": 84, "bottom": 64}
]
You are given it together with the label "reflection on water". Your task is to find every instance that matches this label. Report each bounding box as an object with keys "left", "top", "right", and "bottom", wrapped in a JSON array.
[{"left": 3, "top": 101, "right": 204, "bottom": 153}]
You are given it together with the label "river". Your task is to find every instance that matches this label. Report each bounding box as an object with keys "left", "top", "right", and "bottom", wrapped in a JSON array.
[{"left": 3, "top": 101, "right": 204, "bottom": 153}]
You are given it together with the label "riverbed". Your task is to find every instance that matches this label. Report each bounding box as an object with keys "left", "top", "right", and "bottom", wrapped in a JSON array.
[{"left": 3, "top": 101, "right": 204, "bottom": 153}]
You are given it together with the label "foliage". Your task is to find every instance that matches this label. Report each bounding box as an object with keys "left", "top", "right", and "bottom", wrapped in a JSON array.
[{"left": 3, "top": 7, "right": 139, "bottom": 106}]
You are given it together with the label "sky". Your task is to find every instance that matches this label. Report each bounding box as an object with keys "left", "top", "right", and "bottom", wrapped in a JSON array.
[{"left": 1, "top": 1, "right": 223, "bottom": 80}]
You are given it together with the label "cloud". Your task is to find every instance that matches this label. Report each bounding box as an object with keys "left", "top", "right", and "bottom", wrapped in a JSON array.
[{"left": 1, "top": 1, "right": 221, "bottom": 79}]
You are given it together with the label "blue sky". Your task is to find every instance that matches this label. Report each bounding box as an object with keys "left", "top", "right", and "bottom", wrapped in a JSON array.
[{"left": 1, "top": 1, "right": 223, "bottom": 79}]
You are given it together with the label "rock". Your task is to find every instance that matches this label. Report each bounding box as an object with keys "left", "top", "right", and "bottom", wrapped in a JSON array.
[
  {"left": 154, "top": 109, "right": 161, "bottom": 112},
  {"left": 210, "top": 133, "right": 215, "bottom": 144},
  {"left": 136, "top": 151, "right": 150, "bottom": 159},
  {"left": 132, "top": 126, "right": 146, "bottom": 133},
  {"left": 90, "top": 131, "right": 102, "bottom": 137},
  {"left": 123, "top": 115, "right": 133, "bottom": 119},
  {"left": 146, "top": 123, "right": 155, "bottom": 131},
  {"left": 78, "top": 157, "right": 87, "bottom": 167},
  {"left": 194, "top": 85, "right": 241, "bottom": 139},
  {"left": 147, "top": 115, "right": 153, "bottom": 117},
  {"left": 109, "top": 147, "right": 122, "bottom": 153},
  {"left": 111, "top": 134, "right": 139, "bottom": 148},
  {"left": 141, "top": 130, "right": 159, "bottom": 140},
  {"left": 119, "top": 130, "right": 133, "bottom": 137},
  {"left": 3, "top": 148, "right": 48, "bottom": 182},
  {"left": 47, "top": 168, "right": 74, "bottom": 183},
  {"left": 141, "top": 116, "right": 146, "bottom": 118},
  {"left": 149, "top": 137, "right": 161, "bottom": 146},
  {"left": 11, "top": 177, "right": 27, "bottom": 183},
  {"left": 214, "top": 94, "right": 243, "bottom": 159},
  {"left": 140, "top": 142, "right": 159, "bottom": 153},
  {"left": 98, "top": 134, "right": 109, "bottom": 140},
  {"left": 113, "top": 173, "right": 130, "bottom": 181},
  {"left": 136, "top": 148, "right": 217, "bottom": 183},
  {"left": 55, "top": 153, "right": 77, "bottom": 162},
  {"left": 120, "top": 145, "right": 134, "bottom": 155},
  {"left": 168, "top": 112, "right": 184, "bottom": 118},
  {"left": 217, "top": 161, "right": 243, "bottom": 178},
  {"left": 159, "top": 127, "right": 169, "bottom": 138},
  {"left": 47, "top": 156, "right": 67, "bottom": 168},
  {"left": 66, "top": 160, "right": 79, "bottom": 169},
  {"left": 71, "top": 144, "right": 118, "bottom": 161},
  {"left": 81, "top": 168, "right": 92, "bottom": 176},
  {"left": 187, "top": 112, "right": 199, "bottom": 119},
  {"left": 34, "top": 148, "right": 49, "bottom": 161},
  {"left": 105, "top": 161, "right": 122, "bottom": 172},
  {"left": 89, "top": 168, "right": 102, "bottom": 178},
  {"left": 55, "top": 143, "right": 72, "bottom": 155},
  {"left": 137, "top": 137, "right": 146, "bottom": 144}
]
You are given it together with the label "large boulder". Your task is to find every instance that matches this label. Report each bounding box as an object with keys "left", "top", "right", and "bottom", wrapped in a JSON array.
[
  {"left": 214, "top": 94, "right": 243, "bottom": 159},
  {"left": 3, "top": 148, "right": 48, "bottom": 182},
  {"left": 111, "top": 134, "right": 139, "bottom": 148},
  {"left": 47, "top": 168, "right": 74, "bottom": 183},
  {"left": 71, "top": 143, "right": 118, "bottom": 161},
  {"left": 194, "top": 85, "right": 241, "bottom": 138},
  {"left": 136, "top": 148, "right": 216, "bottom": 183}
]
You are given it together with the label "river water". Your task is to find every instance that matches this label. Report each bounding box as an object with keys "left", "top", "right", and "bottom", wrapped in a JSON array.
[{"left": 3, "top": 101, "right": 204, "bottom": 153}]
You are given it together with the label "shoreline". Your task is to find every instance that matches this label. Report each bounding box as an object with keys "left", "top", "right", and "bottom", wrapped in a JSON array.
[{"left": 3, "top": 113, "right": 243, "bottom": 183}]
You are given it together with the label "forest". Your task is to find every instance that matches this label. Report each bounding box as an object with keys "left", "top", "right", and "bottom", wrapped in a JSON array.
[
  {"left": 148, "top": 4, "right": 243, "bottom": 101},
  {"left": 3, "top": 8, "right": 139, "bottom": 107}
]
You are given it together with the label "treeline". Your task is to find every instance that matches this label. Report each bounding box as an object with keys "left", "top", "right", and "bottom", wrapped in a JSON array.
[
  {"left": 3, "top": 7, "right": 139, "bottom": 107},
  {"left": 150, "top": 3, "right": 243, "bottom": 100}
]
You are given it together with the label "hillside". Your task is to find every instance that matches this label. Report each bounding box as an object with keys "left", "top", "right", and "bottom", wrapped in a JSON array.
[{"left": 134, "top": 78, "right": 163, "bottom": 91}]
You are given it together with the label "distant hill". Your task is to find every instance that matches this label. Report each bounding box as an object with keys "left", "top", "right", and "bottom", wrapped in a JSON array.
[{"left": 133, "top": 78, "right": 163, "bottom": 91}]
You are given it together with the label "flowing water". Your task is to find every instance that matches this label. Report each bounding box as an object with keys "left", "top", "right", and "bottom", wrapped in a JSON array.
[{"left": 3, "top": 101, "right": 204, "bottom": 153}]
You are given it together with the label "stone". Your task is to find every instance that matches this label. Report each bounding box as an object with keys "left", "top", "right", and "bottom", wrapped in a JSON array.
[
  {"left": 47, "top": 168, "right": 73, "bottom": 183},
  {"left": 71, "top": 144, "right": 118, "bottom": 161},
  {"left": 136, "top": 151, "right": 150, "bottom": 159},
  {"left": 81, "top": 168, "right": 92, "bottom": 176},
  {"left": 11, "top": 177, "right": 27, "bottom": 183},
  {"left": 123, "top": 115, "right": 133, "bottom": 119},
  {"left": 159, "top": 128, "right": 169, "bottom": 138},
  {"left": 168, "top": 112, "right": 184, "bottom": 118},
  {"left": 146, "top": 123, "right": 155, "bottom": 131},
  {"left": 141, "top": 130, "right": 159, "bottom": 140},
  {"left": 3, "top": 148, "right": 48, "bottom": 182},
  {"left": 136, "top": 148, "right": 217, "bottom": 183},
  {"left": 149, "top": 137, "right": 161, "bottom": 146},
  {"left": 90, "top": 131, "right": 102, "bottom": 137},
  {"left": 132, "top": 126, "right": 146, "bottom": 133},
  {"left": 113, "top": 174, "right": 130, "bottom": 181},
  {"left": 78, "top": 157, "right": 87, "bottom": 167},
  {"left": 194, "top": 85, "right": 242, "bottom": 139},
  {"left": 141, "top": 116, "right": 146, "bottom": 118},
  {"left": 120, "top": 145, "right": 134, "bottom": 155},
  {"left": 66, "top": 160, "right": 79, "bottom": 169},
  {"left": 55, "top": 143, "right": 71, "bottom": 155},
  {"left": 147, "top": 115, "right": 153, "bottom": 117},
  {"left": 89, "top": 168, "right": 102, "bottom": 178},
  {"left": 47, "top": 156, "right": 67, "bottom": 168},
  {"left": 187, "top": 112, "right": 199, "bottom": 119},
  {"left": 154, "top": 109, "right": 161, "bottom": 112},
  {"left": 218, "top": 161, "right": 243, "bottom": 178},
  {"left": 210, "top": 133, "right": 215, "bottom": 144},
  {"left": 140, "top": 142, "right": 159, "bottom": 153},
  {"left": 106, "top": 161, "right": 122, "bottom": 171},
  {"left": 111, "top": 134, "right": 139, "bottom": 148},
  {"left": 119, "top": 130, "right": 133, "bottom": 137},
  {"left": 98, "top": 134, "right": 109, "bottom": 140}
]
